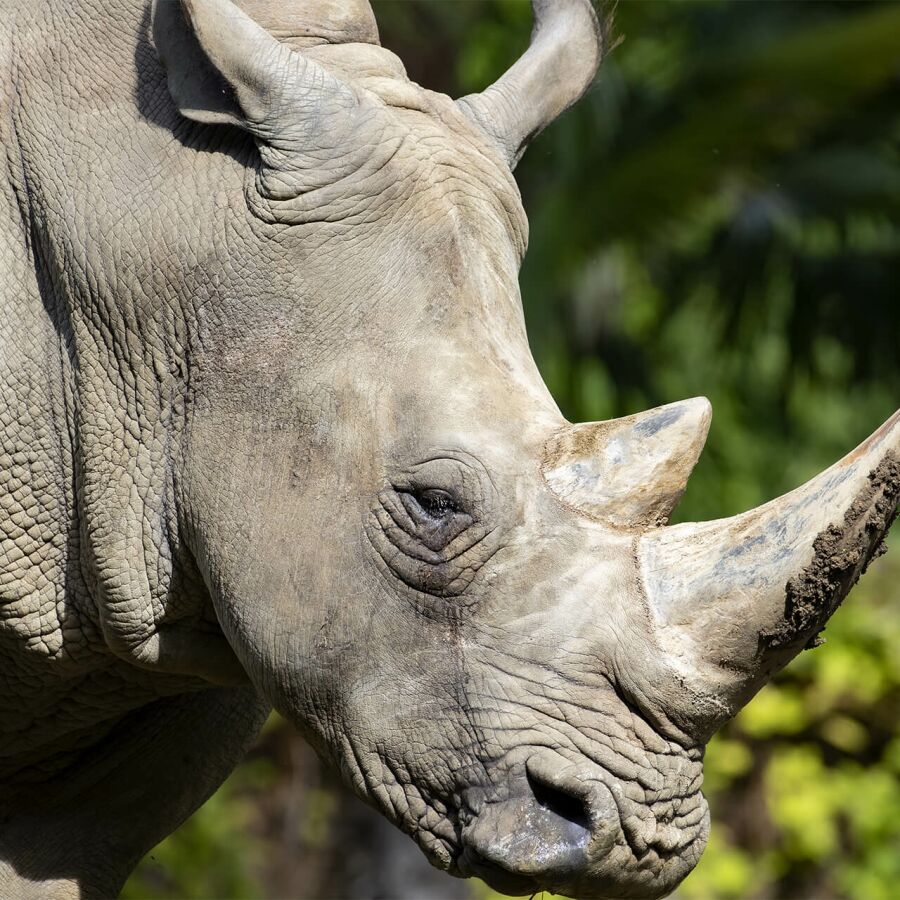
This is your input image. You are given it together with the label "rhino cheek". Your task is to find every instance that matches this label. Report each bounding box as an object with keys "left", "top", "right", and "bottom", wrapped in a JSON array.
[
  {"left": 183, "top": 421, "right": 477, "bottom": 861},
  {"left": 330, "top": 656, "right": 478, "bottom": 868}
]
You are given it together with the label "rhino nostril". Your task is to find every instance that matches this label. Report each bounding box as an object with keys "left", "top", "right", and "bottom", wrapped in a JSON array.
[{"left": 526, "top": 766, "right": 591, "bottom": 831}]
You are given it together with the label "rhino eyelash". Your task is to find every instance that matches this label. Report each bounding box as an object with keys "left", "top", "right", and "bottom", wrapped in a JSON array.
[{"left": 411, "top": 488, "right": 459, "bottom": 519}]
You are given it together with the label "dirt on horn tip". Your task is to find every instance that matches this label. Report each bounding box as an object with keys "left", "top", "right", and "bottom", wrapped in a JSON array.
[{"left": 761, "top": 450, "right": 900, "bottom": 652}]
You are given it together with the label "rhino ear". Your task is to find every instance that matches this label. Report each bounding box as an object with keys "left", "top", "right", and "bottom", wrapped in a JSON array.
[
  {"left": 151, "top": 0, "right": 359, "bottom": 139},
  {"left": 542, "top": 398, "right": 712, "bottom": 529},
  {"left": 457, "top": 0, "right": 605, "bottom": 168}
]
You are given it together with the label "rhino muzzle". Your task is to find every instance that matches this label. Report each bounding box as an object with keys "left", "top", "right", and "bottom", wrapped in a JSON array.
[
  {"left": 459, "top": 750, "right": 619, "bottom": 893},
  {"left": 457, "top": 749, "right": 703, "bottom": 899},
  {"left": 445, "top": 406, "right": 899, "bottom": 900}
]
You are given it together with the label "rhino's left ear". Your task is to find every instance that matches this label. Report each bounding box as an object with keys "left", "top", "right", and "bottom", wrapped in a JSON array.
[
  {"left": 457, "top": 0, "right": 606, "bottom": 169},
  {"left": 152, "top": 0, "right": 375, "bottom": 157}
]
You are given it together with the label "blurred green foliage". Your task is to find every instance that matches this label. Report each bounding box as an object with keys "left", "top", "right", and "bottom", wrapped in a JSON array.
[{"left": 126, "top": 1, "right": 900, "bottom": 897}]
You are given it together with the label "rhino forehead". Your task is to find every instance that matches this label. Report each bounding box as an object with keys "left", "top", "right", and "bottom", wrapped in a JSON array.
[
  {"left": 257, "top": 106, "right": 529, "bottom": 265},
  {"left": 302, "top": 37, "right": 528, "bottom": 244}
]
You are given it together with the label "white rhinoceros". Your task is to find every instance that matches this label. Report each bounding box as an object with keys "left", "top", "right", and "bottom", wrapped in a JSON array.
[{"left": 0, "top": 0, "right": 897, "bottom": 897}]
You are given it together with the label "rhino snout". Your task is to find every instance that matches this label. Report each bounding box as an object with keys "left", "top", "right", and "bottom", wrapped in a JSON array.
[{"left": 458, "top": 753, "right": 626, "bottom": 897}]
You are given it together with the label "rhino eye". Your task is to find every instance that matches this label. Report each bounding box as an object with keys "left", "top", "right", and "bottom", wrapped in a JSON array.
[
  {"left": 366, "top": 454, "right": 504, "bottom": 599},
  {"left": 399, "top": 487, "right": 466, "bottom": 535},
  {"left": 413, "top": 488, "right": 458, "bottom": 519}
]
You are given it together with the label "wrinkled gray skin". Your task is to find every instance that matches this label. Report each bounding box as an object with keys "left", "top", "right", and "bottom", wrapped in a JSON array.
[{"left": 1, "top": 1, "right": 898, "bottom": 898}]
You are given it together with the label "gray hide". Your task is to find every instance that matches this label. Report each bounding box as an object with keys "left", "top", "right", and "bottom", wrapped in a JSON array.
[{"left": 0, "top": 1, "right": 897, "bottom": 898}]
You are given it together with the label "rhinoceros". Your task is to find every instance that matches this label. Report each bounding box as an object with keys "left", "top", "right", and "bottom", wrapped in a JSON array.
[{"left": 1, "top": 0, "right": 897, "bottom": 897}]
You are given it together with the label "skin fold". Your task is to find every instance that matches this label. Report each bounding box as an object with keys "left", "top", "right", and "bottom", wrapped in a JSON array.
[{"left": 0, "top": 1, "right": 897, "bottom": 898}]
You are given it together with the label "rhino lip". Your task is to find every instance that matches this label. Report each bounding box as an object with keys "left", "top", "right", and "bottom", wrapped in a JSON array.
[
  {"left": 456, "top": 753, "right": 620, "bottom": 896},
  {"left": 458, "top": 794, "right": 589, "bottom": 896}
]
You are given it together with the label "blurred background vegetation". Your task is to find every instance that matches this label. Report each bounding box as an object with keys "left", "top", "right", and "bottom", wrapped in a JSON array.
[{"left": 125, "top": 1, "right": 900, "bottom": 897}]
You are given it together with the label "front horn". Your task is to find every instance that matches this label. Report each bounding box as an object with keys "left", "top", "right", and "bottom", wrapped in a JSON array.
[
  {"left": 542, "top": 397, "right": 712, "bottom": 528},
  {"left": 638, "top": 410, "right": 900, "bottom": 741},
  {"left": 457, "top": 0, "right": 605, "bottom": 168}
]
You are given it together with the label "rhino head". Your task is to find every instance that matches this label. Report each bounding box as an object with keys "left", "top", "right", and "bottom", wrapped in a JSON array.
[{"left": 147, "top": 1, "right": 900, "bottom": 896}]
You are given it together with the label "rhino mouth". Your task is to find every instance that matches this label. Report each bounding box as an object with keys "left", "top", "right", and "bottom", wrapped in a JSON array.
[
  {"left": 451, "top": 750, "right": 708, "bottom": 900},
  {"left": 457, "top": 757, "right": 596, "bottom": 892},
  {"left": 459, "top": 800, "right": 589, "bottom": 896}
]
